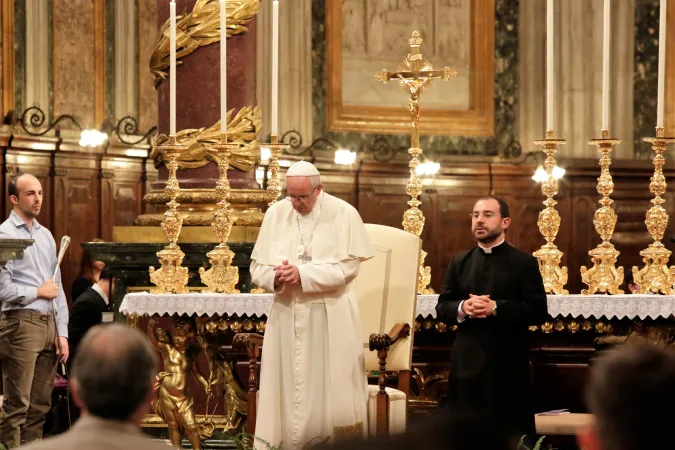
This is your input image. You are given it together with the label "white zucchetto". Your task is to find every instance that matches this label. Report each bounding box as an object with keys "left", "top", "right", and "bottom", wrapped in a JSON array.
[{"left": 286, "top": 161, "right": 320, "bottom": 177}]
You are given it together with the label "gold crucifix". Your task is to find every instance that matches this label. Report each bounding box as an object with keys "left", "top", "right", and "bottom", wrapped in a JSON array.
[
  {"left": 375, "top": 31, "right": 457, "bottom": 148},
  {"left": 375, "top": 30, "right": 457, "bottom": 294}
]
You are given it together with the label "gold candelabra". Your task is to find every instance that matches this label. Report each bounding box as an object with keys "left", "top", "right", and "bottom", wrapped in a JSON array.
[
  {"left": 263, "top": 134, "right": 289, "bottom": 206},
  {"left": 149, "top": 136, "right": 190, "bottom": 294},
  {"left": 199, "top": 135, "right": 241, "bottom": 293},
  {"left": 580, "top": 129, "right": 624, "bottom": 294},
  {"left": 250, "top": 133, "right": 289, "bottom": 294},
  {"left": 375, "top": 30, "right": 457, "bottom": 294},
  {"left": 533, "top": 130, "right": 568, "bottom": 294},
  {"left": 632, "top": 127, "right": 675, "bottom": 294}
]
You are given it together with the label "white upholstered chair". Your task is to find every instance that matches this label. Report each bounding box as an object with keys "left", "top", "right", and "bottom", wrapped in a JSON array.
[
  {"left": 356, "top": 224, "right": 421, "bottom": 437},
  {"left": 233, "top": 224, "right": 421, "bottom": 439}
]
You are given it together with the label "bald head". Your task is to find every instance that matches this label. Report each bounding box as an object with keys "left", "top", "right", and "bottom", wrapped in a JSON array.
[
  {"left": 71, "top": 323, "right": 158, "bottom": 421},
  {"left": 8, "top": 173, "right": 43, "bottom": 220}
]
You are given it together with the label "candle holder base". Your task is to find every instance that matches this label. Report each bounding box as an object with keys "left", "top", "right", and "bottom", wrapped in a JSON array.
[
  {"left": 199, "top": 246, "right": 240, "bottom": 294},
  {"left": 149, "top": 247, "right": 190, "bottom": 294}
]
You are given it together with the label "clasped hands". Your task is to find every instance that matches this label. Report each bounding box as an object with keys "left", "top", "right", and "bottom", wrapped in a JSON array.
[
  {"left": 274, "top": 260, "right": 301, "bottom": 286},
  {"left": 462, "top": 294, "right": 496, "bottom": 319}
]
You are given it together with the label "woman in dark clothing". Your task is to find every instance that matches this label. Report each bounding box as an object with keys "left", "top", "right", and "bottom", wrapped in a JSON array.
[{"left": 71, "top": 238, "right": 105, "bottom": 302}]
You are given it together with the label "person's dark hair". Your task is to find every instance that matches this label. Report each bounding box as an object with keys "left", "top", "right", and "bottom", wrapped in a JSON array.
[
  {"left": 7, "top": 173, "right": 25, "bottom": 198},
  {"left": 72, "top": 323, "right": 157, "bottom": 421},
  {"left": 478, "top": 195, "right": 511, "bottom": 218},
  {"left": 79, "top": 238, "right": 105, "bottom": 281},
  {"left": 587, "top": 342, "right": 675, "bottom": 450},
  {"left": 99, "top": 266, "right": 112, "bottom": 281}
]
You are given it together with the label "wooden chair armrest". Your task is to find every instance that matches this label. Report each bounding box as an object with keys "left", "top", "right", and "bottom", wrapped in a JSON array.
[
  {"left": 232, "top": 333, "right": 264, "bottom": 358},
  {"left": 369, "top": 323, "right": 411, "bottom": 351}
]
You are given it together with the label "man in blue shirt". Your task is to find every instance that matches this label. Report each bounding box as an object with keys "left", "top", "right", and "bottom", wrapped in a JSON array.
[{"left": 0, "top": 173, "right": 69, "bottom": 446}]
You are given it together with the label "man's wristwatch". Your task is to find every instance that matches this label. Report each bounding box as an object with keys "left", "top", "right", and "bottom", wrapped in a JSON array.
[{"left": 492, "top": 303, "right": 498, "bottom": 317}]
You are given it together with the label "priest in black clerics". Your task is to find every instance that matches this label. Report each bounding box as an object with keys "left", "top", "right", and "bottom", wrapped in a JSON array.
[{"left": 436, "top": 196, "right": 548, "bottom": 438}]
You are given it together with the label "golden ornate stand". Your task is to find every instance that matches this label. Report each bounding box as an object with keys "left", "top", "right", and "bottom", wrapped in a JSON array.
[
  {"left": 375, "top": 31, "right": 457, "bottom": 294},
  {"left": 149, "top": 137, "right": 189, "bottom": 294},
  {"left": 533, "top": 131, "right": 569, "bottom": 294},
  {"left": 262, "top": 133, "right": 289, "bottom": 206},
  {"left": 199, "top": 136, "right": 241, "bottom": 293},
  {"left": 580, "top": 129, "right": 624, "bottom": 294},
  {"left": 632, "top": 127, "right": 675, "bottom": 294}
]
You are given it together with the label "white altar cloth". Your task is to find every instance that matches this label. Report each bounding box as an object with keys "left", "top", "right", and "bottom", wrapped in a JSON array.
[{"left": 120, "top": 292, "right": 675, "bottom": 320}]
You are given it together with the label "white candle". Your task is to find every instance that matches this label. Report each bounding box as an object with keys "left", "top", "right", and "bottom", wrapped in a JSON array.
[
  {"left": 170, "top": 1, "right": 177, "bottom": 136},
  {"left": 657, "top": 0, "right": 667, "bottom": 128},
  {"left": 546, "top": 0, "right": 554, "bottom": 132},
  {"left": 601, "top": 0, "right": 610, "bottom": 131},
  {"left": 271, "top": 0, "right": 279, "bottom": 136},
  {"left": 220, "top": 0, "right": 227, "bottom": 134}
]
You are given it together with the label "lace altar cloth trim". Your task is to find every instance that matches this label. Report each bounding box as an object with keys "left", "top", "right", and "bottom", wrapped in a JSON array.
[
  {"left": 417, "top": 294, "right": 675, "bottom": 320},
  {"left": 120, "top": 293, "right": 675, "bottom": 320}
]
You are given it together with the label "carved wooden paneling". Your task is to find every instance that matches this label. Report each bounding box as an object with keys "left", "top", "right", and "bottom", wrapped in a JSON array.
[
  {"left": 324, "top": 158, "right": 675, "bottom": 294},
  {"left": 101, "top": 156, "right": 145, "bottom": 240}
]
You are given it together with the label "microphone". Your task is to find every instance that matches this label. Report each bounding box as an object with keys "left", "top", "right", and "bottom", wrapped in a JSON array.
[{"left": 52, "top": 236, "right": 70, "bottom": 374}]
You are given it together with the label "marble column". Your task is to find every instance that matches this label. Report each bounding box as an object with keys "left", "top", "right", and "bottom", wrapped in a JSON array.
[
  {"left": 256, "top": 0, "right": 313, "bottom": 141},
  {"left": 25, "top": 0, "right": 50, "bottom": 116},
  {"left": 114, "top": 0, "right": 137, "bottom": 120},
  {"left": 138, "top": 0, "right": 263, "bottom": 227},
  {"left": 518, "top": 0, "right": 635, "bottom": 159}
]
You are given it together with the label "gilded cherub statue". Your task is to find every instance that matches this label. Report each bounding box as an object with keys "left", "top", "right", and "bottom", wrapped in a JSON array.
[{"left": 147, "top": 318, "right": 212, "bottom": 450}]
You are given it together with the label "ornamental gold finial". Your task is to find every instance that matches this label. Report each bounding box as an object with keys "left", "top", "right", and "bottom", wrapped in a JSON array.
[
  {"left": 580, "top": 129, "right": 624, "bottom": 294},
  {"left": 149, "top": 136, "right": 189, "bottom": 294},
  {"left": 199, "top": 135, "right": 241, "bottom": 293},
  {"left": 533, "top": 130, "right": 568, "bottom": 294},
  {"left": 262, "top": 134, "right": 289, "bottom": 206},
  {"left": 376, "top": 30, "right": 457, "bottom": 294},
  {"left": 632, "top": 127, "right": 675, "bottom": 294}
]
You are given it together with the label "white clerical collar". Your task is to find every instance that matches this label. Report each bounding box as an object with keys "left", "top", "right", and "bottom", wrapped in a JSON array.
[
  {"left": 478, "top": 238, "right": 505, "bottom": 254},
  {"left": 92, "top": 283, "right": 109, "bottom": 305}
]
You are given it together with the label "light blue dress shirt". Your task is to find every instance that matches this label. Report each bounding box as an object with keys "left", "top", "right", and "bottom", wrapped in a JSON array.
[{"left": 0, "top": 211, "right": 68, "bottom": 337}]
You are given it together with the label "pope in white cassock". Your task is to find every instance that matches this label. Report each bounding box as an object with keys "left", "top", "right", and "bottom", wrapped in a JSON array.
[{"left": 250, "top": 161, "right": 373, "bottom": 450}]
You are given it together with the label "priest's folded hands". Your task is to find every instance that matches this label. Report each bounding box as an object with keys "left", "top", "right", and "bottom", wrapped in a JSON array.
[{"left": 462, "top": 294, "right": 497, "bottom": 318}]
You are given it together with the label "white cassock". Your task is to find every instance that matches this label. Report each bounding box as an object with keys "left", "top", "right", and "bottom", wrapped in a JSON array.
[{"left": 250, "top": 191, "right": 373, "bottom": 450}]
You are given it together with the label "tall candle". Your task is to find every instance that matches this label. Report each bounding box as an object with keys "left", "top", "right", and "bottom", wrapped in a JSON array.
[
  {"left": 601, "top": 0, "right": 610, "bottom": 131},
  {"left": 546, "top": 0, "right": 554, "bottom": 132},
  {"left": 657, "top": 0, "right": 667, "bottom": 128},
  {"left": 170, "top": 1, "right": 177, "bottom": 136},
  {"left": 271, "top": 0, "right": 279, "bottom": 136},
  {"left": 220, "top": 0, "right": 227, "bottom": 134}
]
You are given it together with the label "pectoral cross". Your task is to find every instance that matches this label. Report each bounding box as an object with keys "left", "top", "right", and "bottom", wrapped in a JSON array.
[
  {"left": 298, "top": 250, "right": 312, "bottom": 264},
  {"left": 375, "top": 30, "right": 457, "bottom": 149}
]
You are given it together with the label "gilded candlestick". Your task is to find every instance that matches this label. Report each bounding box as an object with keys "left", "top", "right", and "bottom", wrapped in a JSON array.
[
  {"left": 533, "top": 130, "right": 568, "bottom": 294},
  {"left": 375, "top": 31, "right": 457, "bottom": 295},
  {"left": 580, "top": 129, "right": 624, "bottom": 294},
  {"left": 199, "top": 135, "right": 241, "bottom": 293},
  {"left": 263, "top": 134, "right": 289, "bottom": 206},
  {"left": 632, "top": 127, "right": 675, "bottom": 294},
  {"left": 149, "top": 136, "right": 189, "bottom": 294}
]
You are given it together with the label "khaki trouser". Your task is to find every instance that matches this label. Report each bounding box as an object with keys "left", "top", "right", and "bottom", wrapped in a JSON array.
[{"left": 0, "top": 310, "right": 58, "bottom": 445}]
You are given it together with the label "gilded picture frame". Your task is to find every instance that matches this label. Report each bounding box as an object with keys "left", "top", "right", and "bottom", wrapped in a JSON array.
[{"left": 326, "top": 0, "right": 495, "bottom": 137}]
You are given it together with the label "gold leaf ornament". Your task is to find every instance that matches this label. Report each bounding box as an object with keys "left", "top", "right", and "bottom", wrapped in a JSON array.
[
  {"left": 150, "top": 0, "right": 261, "bottom": 86},
  {"left": 150, "top": 106, "right": 262, "bottom": 172}
]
